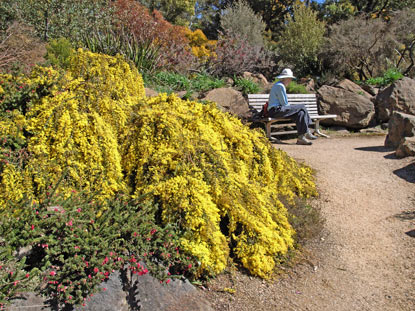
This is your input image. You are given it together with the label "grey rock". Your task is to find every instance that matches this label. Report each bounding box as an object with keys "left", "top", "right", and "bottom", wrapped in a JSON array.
[
  {"left": 396, "top": 137, "right": 415, "bottom": 158},
  {"left": 242, "top": 72, "right": 268, "bottom": 88},
  {"left": 299, "top": 78, "right": 316, "bottom": 93},
  {"left": 10, "top": 271, "right": 213, "bottom": 311},
  {"left": 317, "top": 84, "right": 375, "bottom": 129},
  {"left": 133, "top": 273, "right": 213, "bottom": 311},
  {"left": 337, "top": 79, "right": 372, "bottom": 99},
  {"left": 9, "top": 292, "right": 50, "bottom": 311},
  {"left": 375, "top": 77, "right": 415, "bottom": 122},
  {"left": 76, "top": 271, "right": 128, "bottom": 311},
  {"left": 203, "top": 87, "right": 250, "bottom": 119},
  {"left": 384, "top": 112, "right": 415, "bottom": 149}
]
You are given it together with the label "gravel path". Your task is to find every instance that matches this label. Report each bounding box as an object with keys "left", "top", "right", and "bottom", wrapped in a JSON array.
[{"left": 200, "top": 134, "right": 415, "bottom": 311}]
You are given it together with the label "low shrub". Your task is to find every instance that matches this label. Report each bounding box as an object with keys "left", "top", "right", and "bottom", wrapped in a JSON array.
[
  {"left": 234, "top": 76, "right": 261, "bottom": 95},
  {"left": 207, "top": 28, "right": 277, "bottom": 78},
  {"left": 45, "top": 38, "right": 74, "bottom": 69},
  {"left": 0, "top": 184, "right": 196, "bottom": 309},
  {"left": 287, "top": 81, "right": 309, "bottom": 94},
  {"left": 365, "top": 68, "right": 403, "bottom": 87},
  {"left": 145, "top": 71, "right": 226, "bottom": 94}
]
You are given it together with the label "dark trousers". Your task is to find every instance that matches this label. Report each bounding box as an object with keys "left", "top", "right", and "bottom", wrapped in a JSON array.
[{"left": 267, "top": 104, "right": 311, "bottom": 135}]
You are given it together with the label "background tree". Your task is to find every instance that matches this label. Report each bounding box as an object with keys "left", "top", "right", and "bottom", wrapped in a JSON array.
[
  {"left": 138, "top": 0, "right": 197, "bottom": 25},
  {"left": 277, "top": 3, "right": 326, "bottom": 76},
  {"left": 349, "top": 0, "right": 415, "bottom": 14},
  {"left": 247, "top": 0, "right": 296, "bottom": 42},
  {"left": 312, "top": 0, "right": 357, "bottom": 24},
  {"left": 6, "top": 0, "right": 112, "bottom": 42},
  {"left": 321, "top": 14, "right": 396, "bottom": 80},
  {"left": 389, "top": 9, "right": 415, "bottom": 76},
  {"left": 220, "top": 0, "right": 266, "bottom": 47}
]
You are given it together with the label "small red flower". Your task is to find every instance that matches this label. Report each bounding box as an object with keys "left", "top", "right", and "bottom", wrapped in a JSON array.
[{"left": 50, "top": 271, "right": 56, "bottom": 276}]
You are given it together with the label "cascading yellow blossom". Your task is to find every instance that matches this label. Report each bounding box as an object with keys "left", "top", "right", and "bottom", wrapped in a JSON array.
[{"left": 121, "top": 93, "right": 317, "bottom": 278}]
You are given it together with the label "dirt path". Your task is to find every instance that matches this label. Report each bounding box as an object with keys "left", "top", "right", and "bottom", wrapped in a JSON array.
[{"left": 200, "top": 134, "right": 415, "bottom": 311}]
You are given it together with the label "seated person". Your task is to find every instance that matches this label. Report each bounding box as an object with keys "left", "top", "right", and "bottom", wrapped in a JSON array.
[{"left": 268, "top": 68, "right": 317, "bottom": 145}]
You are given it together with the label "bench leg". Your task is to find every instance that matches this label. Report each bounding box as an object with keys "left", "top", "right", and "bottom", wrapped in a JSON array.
[
  {"left": 265, "top": 122, "right": 272, "bottom": 139},
  {"left": 314, "top": 120, "right": 330, "bottom": 138},
  {"left": 265, "top": 122, "right": 281, "bottom": 143}
]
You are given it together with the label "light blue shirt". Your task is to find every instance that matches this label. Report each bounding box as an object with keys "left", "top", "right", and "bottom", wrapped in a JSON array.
[{"left": 268, "top": 81, "right": 289, "bottom": 110}]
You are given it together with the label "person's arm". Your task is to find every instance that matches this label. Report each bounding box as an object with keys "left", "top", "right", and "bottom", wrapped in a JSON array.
[{"left": 274, "top": 83, "right": 289, "bottom": 106}]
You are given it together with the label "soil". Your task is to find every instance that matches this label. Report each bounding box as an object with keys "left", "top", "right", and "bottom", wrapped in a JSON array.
[{"left": 198, "top": 134, "right": 415, "bottom": 311}]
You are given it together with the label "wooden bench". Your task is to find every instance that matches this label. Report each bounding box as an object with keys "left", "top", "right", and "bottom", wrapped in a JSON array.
[{"left": 248, "top": 93, "right": 337, "bottom": 140}]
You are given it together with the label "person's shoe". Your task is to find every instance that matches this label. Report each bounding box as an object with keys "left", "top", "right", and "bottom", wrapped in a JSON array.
[
  {"left": 297, "top": 135, "right": 312, "bottom": 145},
  {"left": 305, "top": 131, "right": 318, "bottom": 140}
]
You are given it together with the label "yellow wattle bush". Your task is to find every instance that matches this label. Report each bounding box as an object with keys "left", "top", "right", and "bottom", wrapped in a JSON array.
[
  {"left": 121, "top": 93, "right": 317, "bottom": 278},
  {"left": 0, "top": 49, "right": 316, "bottom": 278},
  {"left": 184, "top": 28, "right": 217, "bottom": 60},
  {"left": 0, "top": 49, "right": 145, "bottom": 209}
]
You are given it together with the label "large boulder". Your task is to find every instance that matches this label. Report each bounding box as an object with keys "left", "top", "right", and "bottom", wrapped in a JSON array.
[
  {"left": 384, "top": 111, "right": 415, "bottom": 149},
  {"left": 374, "top": 77, "right": 415, "bottom": 122},
  {"left": 317, "top": 81, "right": 375, "bottom": 129},
  {"left": 11, "top": 271, "right": 213, "bottom": 311},
  {"left": 337, "top": 79, "right": 372, "bottom": 99},
  {"left": 203, "top": 87, "right": 250, "bottom": 119}
]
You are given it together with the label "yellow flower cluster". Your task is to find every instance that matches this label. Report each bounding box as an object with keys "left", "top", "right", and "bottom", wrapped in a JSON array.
[
  {"left": 183, "top": 28, "right": 217, "bottom": 61},
  {"left": 122, "top": 93, "right": 317, "bottom": 278},
  {"left": 0, "top": 49, "right": 145, "bottom": 210},
  {"left": 1, "top": 49, "right": 316, "bottom": 278}
]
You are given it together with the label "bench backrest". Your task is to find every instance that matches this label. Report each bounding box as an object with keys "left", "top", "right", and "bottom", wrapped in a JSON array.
[{"left": 248, "top": 93, "right": 318, "bottom": 117}]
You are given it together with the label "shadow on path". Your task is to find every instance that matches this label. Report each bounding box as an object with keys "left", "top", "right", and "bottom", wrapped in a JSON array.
[
  {"left": 354, "top": 145, "right": 394, "bottom": 153},
  {"left": 393, "top": 163, "right": 415, "bottom": 183}
]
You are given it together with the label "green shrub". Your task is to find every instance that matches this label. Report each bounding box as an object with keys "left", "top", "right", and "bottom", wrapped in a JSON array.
[
  {"left": 234, "top": 76, "right": 260, "bottom": 95},
  {"left": 145, "top": 71, "right": 226, "bottom": 94},
  {"left": 286, "top": 81, "right": 309, "bottom": 94},
  {"left": 45, "top": 38, "right": 74, "bottom": 69},
  {"left": 365, "top": 68, "right": 403, "bottom": 87}
]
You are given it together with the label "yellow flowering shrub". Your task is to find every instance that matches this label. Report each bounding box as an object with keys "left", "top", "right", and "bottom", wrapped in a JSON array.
[
  {"left": 0, "top": 49, "right": 316, "bottom": 279},
  {"left": 184, "top": 28, "right": 217, "bottom": 61},
  {"left": 0, "top": 49, "right": 145, "bottom": 210},
  {"left": 121, "top": 93, "right": 317, "bottom": 278}
]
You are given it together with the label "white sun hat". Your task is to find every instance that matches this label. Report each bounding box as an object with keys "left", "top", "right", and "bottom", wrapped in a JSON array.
[{"left": 277, "top": 68, "right": 296, "bottom": 79}]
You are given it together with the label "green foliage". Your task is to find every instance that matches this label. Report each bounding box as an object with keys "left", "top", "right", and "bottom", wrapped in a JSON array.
[
  {"left": 45, "top": 38, "right": 74, "bottom": 69},
  {"left": 277, "top": 4, "right": 326, "bottom": 77},
  {"left": 365, "top": 68, "right": 403, "bottom": 87},
  {"left": 286, "top": 81, "right": 309, "bottom": 94},
  {"left": 220, "top": 0, "right": 266, "bottom": 47},
  {"left": 82, "top": 29, "right": 163, "bottom": 74},
  {"left": 233, "top": 76, "right": 260, "bottom": 95},
  {"left": 145, "top": 71, "right": 226, "bottom": 94}
]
